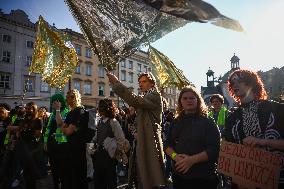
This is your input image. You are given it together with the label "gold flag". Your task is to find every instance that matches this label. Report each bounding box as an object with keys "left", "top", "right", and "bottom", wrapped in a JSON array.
[
  {"left": 149, "top": 46, "right": 191, "bottom": 89},
  {"left": 29, "top": 16, "right": 78, "bottom": 89}
]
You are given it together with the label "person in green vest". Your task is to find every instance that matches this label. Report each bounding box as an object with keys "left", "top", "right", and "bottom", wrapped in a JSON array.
[
  {"left": 208, "top": 94, "right": 229, "bottom": 137},
  {"left": 43, "top": 93, "right": 70, "bottom": 189},
  {"left": 0, "top": 107, "right": 10, "bottom": 155},
  {"left": 3, "top": 108, "right": 17, "bottom": 146}
]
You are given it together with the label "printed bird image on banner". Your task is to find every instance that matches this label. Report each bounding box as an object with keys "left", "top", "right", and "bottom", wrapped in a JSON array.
[
  {"left": 29, "top": 16, "right": 78, "bottom": 89},
  {"left": 149, "top": 46, "right": 191, "bottom": 89},
  {"left": 64, "top": 0, "right": 242, "bottom": 71}
]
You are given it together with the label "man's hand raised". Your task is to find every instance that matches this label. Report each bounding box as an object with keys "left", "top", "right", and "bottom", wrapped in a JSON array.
[{"left": 105, "top": 68, "right": 119, "bottom": 85}]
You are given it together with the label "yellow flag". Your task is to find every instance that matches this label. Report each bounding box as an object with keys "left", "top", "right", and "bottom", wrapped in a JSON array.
[
  {"left": 30, "top": 16, "right": 78, "bottom": 89},
  {"left": 149, "top": 46, "right": 191, "bottom": 89}
]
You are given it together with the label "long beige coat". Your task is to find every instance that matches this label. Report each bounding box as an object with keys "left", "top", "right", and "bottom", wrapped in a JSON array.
[{"left": 113, "top": 82, "right": 165, "bottom": 189}]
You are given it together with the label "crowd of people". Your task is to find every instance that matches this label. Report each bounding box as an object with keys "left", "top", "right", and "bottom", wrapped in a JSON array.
[{"left": 0, "top": 68, "right": 283, "bottom": 189}]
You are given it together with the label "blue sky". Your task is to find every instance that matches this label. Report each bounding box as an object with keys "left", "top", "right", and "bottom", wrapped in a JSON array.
[{"left": 1, "top": 0, "right": 284, "bottom": 90}]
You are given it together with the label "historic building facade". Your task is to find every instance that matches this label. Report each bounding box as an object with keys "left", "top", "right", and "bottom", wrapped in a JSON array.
[
  {"left": 62, "top": 28, "right": 117, "bottom": 108},
  {"left": 258, "top": 67, "right": 284, "bottom": 101},
  {"left": 0, "top": 9, "right": 56, "bottom": 109}
]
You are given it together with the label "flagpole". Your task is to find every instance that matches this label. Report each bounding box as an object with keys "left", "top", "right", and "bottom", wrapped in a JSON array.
[
  {"left": 68, "top": 77, "right": 71, "bottom": 91},
  {"left": 117, "top": 61, "right": 120, "bottom": 107}
]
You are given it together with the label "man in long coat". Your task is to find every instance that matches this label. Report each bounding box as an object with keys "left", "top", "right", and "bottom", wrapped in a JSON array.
[{"left": 107, "top": 71, "right": 165, "bottom": 189}]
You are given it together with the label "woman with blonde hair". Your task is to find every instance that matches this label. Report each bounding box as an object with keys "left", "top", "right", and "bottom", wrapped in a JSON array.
[
  {"left": 60, "top": 89, "right": 89, "bottom": 189},
  {"left": 165, "top": 86, "right": 220, "bottom": 189}
]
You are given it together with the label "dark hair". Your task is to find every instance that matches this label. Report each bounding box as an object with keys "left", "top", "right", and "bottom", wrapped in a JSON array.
[
  {"left": 228, "top": 69, "right": 267, "bottom": 103},
  {"left": 122, "top": 107, "right": 130, "bottom": 115},
  {"left": 98, "top": 98, "right": 117, "bottom": 119},
  {"left": 16, "top": 106, "right": 26, "bottom": 117},
  {"left": 138, "top": 72, "right": 156, "bottom": 86},
  {"left": 0, "top": 103, "right": 11, "bottom": 111},
  {"left": 165, "top": 110, "right": 174, "bottom": 122},
  {"left": 39, "top": 106, "right": 48, "bottom": 111},
  {"left": 26, "top": 102, "right": 37, "bottom": 110},
  {"left": 25, "top": 101, "right": 38, "bottom": 119},
  {"left": 210, "top": 94, "right": 224, "bottom": 104},
  {"left": 176, "top": 86, "right": 208, "bottom": 118}
]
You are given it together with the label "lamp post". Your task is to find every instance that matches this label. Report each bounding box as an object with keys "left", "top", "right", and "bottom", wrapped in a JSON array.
[{"left": 117, "top": 60, "right": 120, "bottom": 107}]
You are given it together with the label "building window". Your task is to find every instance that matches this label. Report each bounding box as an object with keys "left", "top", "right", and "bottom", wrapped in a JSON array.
[
  {"left": 2, "top": 51, "right": 11, "bottom": 63},
  {"left": 121, "top": 70, "right": 126, "bottom": 81},
  {"left": 75, "top": 64, "right": 81, "bottom": 74},
  {"left": 121, "top": 59, "right": 126, "bottom": 68},
  {"left": 24, "top": 78, "right": 34, "bottom": 92},
  {"left": 40, "top": 81, "right": 49, "bottom": 92},
  {"left": 98, "top": 83, "right": 105, "bottom": 96},
  {"left": 137, "top": 63, "right": 142, "bottom": 72},
  {"left": 3, "top": 35, "right": 11, "bottom": 43},
  {"left": 85, "top": 48, "right": 92, "bottom": 58},
  {"left": 26, "top": 41, "right": 34, "bottom": 48},
  {"left": 0, "top": 74, "right": 10, "bottom": 89},
  {"left": 129, "top": 72, "right": 133, "bottom": 83},
  {"left": 110, "top": 87, "right": 115, "bottom": 97},
  {"left": 84, "top": 82, "right": 92, "bottom": 95},
  {"left": 98, "top": 66, "right": 104, "bottom": 78},
  {"left": 74, "top": 81, "right": 80, "bottom": 91},
  {"left": 26, "top": 56, "right": 32, "bottom": 66},
  {"left": 75, "top": 46, "right": 81, "bottom": 56},
  {"left": 144, "top": 65, "right": 148, "bottom": 72},
  {"left": 129, "top": 60, "right": 133, "bottom": 69},
  {"left": 86, "top": 64, "right": 92, "bottom": 76}
]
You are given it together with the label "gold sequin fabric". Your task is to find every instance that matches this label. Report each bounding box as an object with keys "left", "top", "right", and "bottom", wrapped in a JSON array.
[
  {"left": 149, "top": 46, "right": 191, "bottom": 89},
  {"left": 30, "top": 16, "right": 78, "bottom": 89}
]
